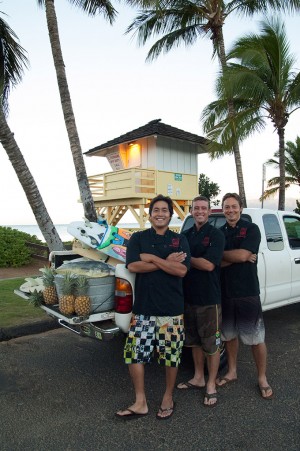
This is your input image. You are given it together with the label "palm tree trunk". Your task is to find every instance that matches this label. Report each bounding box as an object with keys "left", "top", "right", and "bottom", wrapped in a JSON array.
[
  {"left": 278, "top": 127, "right": 286, "bottom": 210},
  {"left": 44, "top": 0, "right": 97, "bottom": 222},
  {"left": 0, "top": 109, "right": 65, "bottom": 251},
  {"left": 232, "top": 140, "right": 247, "bottom": 206},
  {"left": 216, "top": 27, "right": 247, "bottom": 207}
]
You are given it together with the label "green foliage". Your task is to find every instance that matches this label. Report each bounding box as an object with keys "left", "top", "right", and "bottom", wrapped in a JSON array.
[
  {"left": 294, "top": 200, "right": 300, "bottom": 215},
  {"left": 0, "top": 278, "right": 46, "bottom": 327},
  {"left": 28, "top": 290, "right": 44, "bottom": 308},
  {"left": 76, "top": 274, "right": 88, "bottom": 296},
  {"left": 0, "top": 14, "right": 29, "bottom": 114},
  {"left": 0, "top": 226, "right": 43, "bottom": 268},
  {"left": 260, "top": 136, "right": 300, "bottom": 201},
  {"left": 284, "top": 218, "right": 300, "bottom": 243},
  {"left": 198, "top": 173, "right": 221, "bottom": 206},
  {"left": 61, "top": 272, "right": 77, "bottom": 295}
]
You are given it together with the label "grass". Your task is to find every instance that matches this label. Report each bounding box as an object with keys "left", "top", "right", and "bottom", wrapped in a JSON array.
[{"left": 0, "top": 278, "right": 47, "bottom": 328}]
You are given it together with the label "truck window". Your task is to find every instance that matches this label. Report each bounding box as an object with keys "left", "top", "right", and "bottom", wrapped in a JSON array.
[
  {"left": 181, "top": 213, "right": 251, "bottom": 232},
  {"left": 209, "top": 216, "right": 227, "bottom": 228},
  {"left": 181, "top": 215, "right": 195, "bottom": 232},
  {"left": 283, "top": 216, "right": 300, "bottom": 249},
  {"left": 262, "top": 214, "right": 284, "bottom": 251}
]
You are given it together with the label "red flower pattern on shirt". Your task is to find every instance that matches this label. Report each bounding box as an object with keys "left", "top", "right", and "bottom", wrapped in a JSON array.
[
  {"left": 237, "top": 227, "right": 247, "bottom": 238},
  {"left": 202, "top": 236, "right": 210, "bottom": 246},
  {"left": 170, "top": 238, "right": 180, "bottom": 248}
]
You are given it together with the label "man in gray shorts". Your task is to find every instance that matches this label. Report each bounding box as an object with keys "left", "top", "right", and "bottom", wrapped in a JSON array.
[
  {"left": 177, "top": 196, "right": 225, "bottom": 407},
  {"left": 217, "top": 193, "right": 273, "bottom": 399}
]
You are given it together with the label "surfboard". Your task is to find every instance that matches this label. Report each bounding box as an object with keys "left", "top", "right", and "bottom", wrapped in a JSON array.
[
  {"left": 67, "top": 220, "right": 132, "bottom": 262},
  {"left": 20, "top": 277, "right": 44, "bottom": 293},
  {"left": 72, "top": 240, "right": 120, "bottom": 267}
]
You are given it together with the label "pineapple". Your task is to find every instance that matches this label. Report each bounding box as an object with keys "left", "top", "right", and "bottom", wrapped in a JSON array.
[
  {"left": 59, "top": 272, "right": 76, "bottom": 315},
  {"left": 42, "top": 267, "right": 58, "bottom": 305},
  {"left": 28, "top": 289, "right": 44, "bottom": 308},
  {"left": 74, "top": 275, "right": 91, "bottom": 317}
]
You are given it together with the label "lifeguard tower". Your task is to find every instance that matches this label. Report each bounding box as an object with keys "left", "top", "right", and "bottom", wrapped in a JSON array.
[{"left": 85, "top": 119, "right": 209, "bottom": 227}]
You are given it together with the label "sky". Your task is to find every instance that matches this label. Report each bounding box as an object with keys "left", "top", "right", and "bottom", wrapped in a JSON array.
[{"left": 1, "top": 1, "right": 300, "bottom": 226}]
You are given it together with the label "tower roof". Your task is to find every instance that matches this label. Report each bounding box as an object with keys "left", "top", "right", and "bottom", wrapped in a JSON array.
[{"left": 85, "top": 119, "right": 208, "bottom": 155}]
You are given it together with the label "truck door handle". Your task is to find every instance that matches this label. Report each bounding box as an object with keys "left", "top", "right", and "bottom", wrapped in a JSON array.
[{"left": 294, "top": 258, "right": 300, "bottom": 264}]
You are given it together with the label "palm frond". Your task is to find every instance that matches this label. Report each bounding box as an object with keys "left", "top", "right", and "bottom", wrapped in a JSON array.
[
  {"left": 38, "top": 0, "right": 117, "bottom": 23},
  {"left": 260, "top": 180, "right": 293, "bottom": 201},
  {"left": 229, "top": 0, "right": 300, "bottom": 17},
  {"left": 265, "top": 158, "right": 279, "bottom": 167},
  {"left": 0, "top": 16, "right": 29, "bottom": 114},
  {"left": 68, "top": 0, "right": 117, "bottom": 22},
  {"left": 126, "top": 2, "right": 209, "bottom": 56},
  {"left": 259, "top": 186, "right": 279, "bottom": 201},
  {"left": 146, "top": 22, "right": 207, "bottom": 61}
]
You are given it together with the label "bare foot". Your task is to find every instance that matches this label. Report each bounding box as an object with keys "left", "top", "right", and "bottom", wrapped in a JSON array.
[
  {"left": 116, "top": 402, "right": 148, "bottom": 417},
  {"left": 216, "top": 373, "right": 237, "bottom": 387},
  {"left": 177, "top": 378, "right": 205, "bottom": 390},
  {"left": 258, "top": 384, "right": 273, "bottom": 400},
  {"left": 204, "top": 392, "right": 218, "bottom": 407},
  {"left": 156, "top": 402, "right": 175, "bottom": 420}
]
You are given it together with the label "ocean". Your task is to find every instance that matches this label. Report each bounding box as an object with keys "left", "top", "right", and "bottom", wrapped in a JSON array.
[
  {"left": 6, "top": 224, "right": 72, "bottom": 242},
  {"left": 6, "top": 218, "right": 183, "bottom": 243},
  {"left": 5, "top": 223, "right": 142, "bottom": 242}
]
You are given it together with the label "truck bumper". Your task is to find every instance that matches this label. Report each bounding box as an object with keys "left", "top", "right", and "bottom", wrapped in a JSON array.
[
  {"left": 40, "top": 305, "right": 121, "bottom": 341},
  {"left": 13, "top": 290, "right": 122, "bottom": 342},
  {"left": 58, "top": 319, "right": 120, "bottom": 341},
  {"left": 79, "top": 321, "right": 120, "bottom": 341}
]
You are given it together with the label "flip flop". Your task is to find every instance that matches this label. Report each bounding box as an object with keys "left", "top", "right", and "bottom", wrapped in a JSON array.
[
  {"left": 216, "top": 376, "right": 237, "bottom": 387},
  {"left": 176, "top": 381, "right": 204, "bottom": 390},
  {"left": 156, "top": 402, "right": 176, "bottom": 420},
  {"left": 258, "top": 385, "right": 274, "bottom": 400},
  {"left": 204, "top": 392, "right": 218, "bottom": 407},
  {"left": 115, "top": 408, "right": 148, "bottom": 420}
]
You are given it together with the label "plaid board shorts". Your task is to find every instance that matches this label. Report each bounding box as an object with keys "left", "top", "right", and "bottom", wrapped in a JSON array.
[{"left": 123, "top": 314, "right": 185, "bottom": 367}]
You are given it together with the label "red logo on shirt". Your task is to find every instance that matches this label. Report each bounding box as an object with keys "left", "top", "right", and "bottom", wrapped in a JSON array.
[
  {"left": 170, "top": 238, "right": 180, "bottom": 248},
  {"left": 237, "top": 227, "right": 247, "bottom": 238},
  {"left": 202, "top": 236, "right": 210, "bottom": 246}
]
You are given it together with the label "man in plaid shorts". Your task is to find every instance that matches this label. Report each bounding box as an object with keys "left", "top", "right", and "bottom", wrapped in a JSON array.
[{"left": 115, "top": 195, "right": 190, "bottom": 420}]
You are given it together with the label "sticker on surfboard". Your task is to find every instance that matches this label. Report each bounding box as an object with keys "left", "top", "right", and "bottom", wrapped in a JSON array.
[{"left": 67, "top": 219, "right": 132, "bottom": 262}]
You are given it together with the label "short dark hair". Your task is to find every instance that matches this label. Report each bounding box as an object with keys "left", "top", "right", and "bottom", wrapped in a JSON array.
[
  {"left": 191, "top": 195, "right": 210, "bottom": 209},
  {"left": 149, "top": 194, "right": 173, "bottom": 217},
  {"left": 222, "top": 192, "right": 243, "bottom": 208}
]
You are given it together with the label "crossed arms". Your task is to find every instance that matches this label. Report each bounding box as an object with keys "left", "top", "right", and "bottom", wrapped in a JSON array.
[
  {"left": 128, "top": 251, "right": 188, "bottom": 278},
  {"left": 221, "top": 249, "right": 257, "bottom": 267}
]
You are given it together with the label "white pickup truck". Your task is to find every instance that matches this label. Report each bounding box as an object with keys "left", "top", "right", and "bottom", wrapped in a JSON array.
[
  {"left": 15, "top": 208, "right": 300, "bottom": 342},
  {"left": 206, "top": 208, "right": 300, "bottom": 312}
]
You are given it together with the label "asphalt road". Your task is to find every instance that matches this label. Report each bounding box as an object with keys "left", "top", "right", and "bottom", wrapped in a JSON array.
[{"left": 1, "top": 303, "right": 300, "bottom": 451}]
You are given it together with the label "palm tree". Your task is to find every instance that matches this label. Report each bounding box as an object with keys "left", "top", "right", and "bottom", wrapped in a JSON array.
[
  {"left": 204, "top": 18, "right": 300, "bottom": 210},
  {"left": 37, "top": 0, "right": 118, "bottom": 222},
  {"left": 260, "top": 137, "right": 300, "bottom": 201},
  {"left": 125, "top": 0, "right": 300, "bottom": 207},
  {"left": 198, "top": 173, "right": 220, "bottom": 206},
  {"left": 0, "top": 14, "right": 64, "bottom": 251}
]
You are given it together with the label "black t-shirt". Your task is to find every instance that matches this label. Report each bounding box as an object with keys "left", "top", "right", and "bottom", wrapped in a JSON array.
[
  {"left": 220, "top": 218, "right": 261, "bottom": 297},
  {"left": 126, "top": 227, "right": 191, "bottom": 316},
  {"left": 183, "top": 222, "right": 225, "bottom": 306}
]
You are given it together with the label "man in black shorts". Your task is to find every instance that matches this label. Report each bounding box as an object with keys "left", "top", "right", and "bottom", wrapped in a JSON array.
[
  {"left": 217, "top": 193, "right": 273, "bottom": 399},
  {"left": 177, "top": 196, "right": 225, "bottom": 407},
  {"left": 115, "top": 195, "right": 190, "bottom": 420}
]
